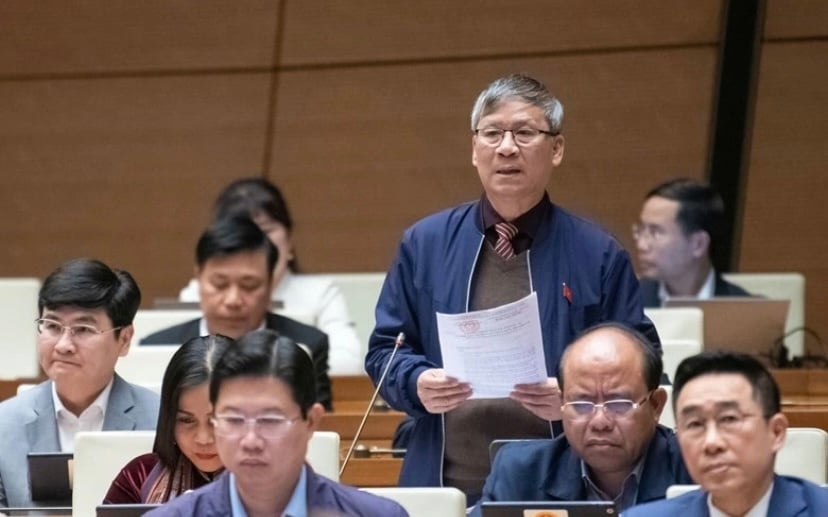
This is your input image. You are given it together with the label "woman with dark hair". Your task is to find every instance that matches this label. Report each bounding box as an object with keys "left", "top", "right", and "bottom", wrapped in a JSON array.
[
  {"left": 104, "top": 335, "right": 233, "bottom": 503},
  {"left": 145, "top": 330, "right": 407, "bottom": 516},
  {"left": 178, "top": 177, "right": 363, "bottom": 375}
]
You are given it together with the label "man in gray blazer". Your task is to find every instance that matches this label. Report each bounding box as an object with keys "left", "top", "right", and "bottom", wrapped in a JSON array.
[{"left": 0, "top": 258, "right": 160, "bottom": 509}]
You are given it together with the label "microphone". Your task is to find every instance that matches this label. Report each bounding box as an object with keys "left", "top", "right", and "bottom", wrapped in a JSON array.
[{"left": 339, "top": 332, "right": 405, "bottom": 477}]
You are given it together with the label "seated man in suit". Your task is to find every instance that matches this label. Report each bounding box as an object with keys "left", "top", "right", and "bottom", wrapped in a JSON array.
[
  {"left": 633, "top": 178, "right": 749, "bottom": 307},
  {"left": 472, "top": 323, "right": 691, "bottom": 515},
  {"left": 140, "top": 216, "right": 332, "bottom": 410},
  {"left": 0, "top": 258, "right": 160, "bottom": 508},
  {"left": 625, "top": 351, "right": 828, "bottom": 517}
]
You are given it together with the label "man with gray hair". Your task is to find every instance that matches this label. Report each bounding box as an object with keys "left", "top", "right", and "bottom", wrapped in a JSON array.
[{"left": 366, "top": 73, "right": 657, "bottom": 503}]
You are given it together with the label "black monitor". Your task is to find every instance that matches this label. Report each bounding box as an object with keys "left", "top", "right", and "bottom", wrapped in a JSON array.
[
  {"left": 96, "top": 504, "right": 161, "bottom": 517},
  {"left": 27, "top": 452, "right": 73, "bottom": 506}
]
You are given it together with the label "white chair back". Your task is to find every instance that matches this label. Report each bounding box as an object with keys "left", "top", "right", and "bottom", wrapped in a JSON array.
[
  {"left": 362, "top": 487, "right": 466, "bottom": 517},
  {"left": 776, "top": 427, "right": 827, "bottom": 484},
  {"left": 324, "top": 273, "right": 386, "bottom": 357},
  {"left": 131, "top": 309, "right": 203, "bottom": 344},
  {"left": 116, "top": 345, "right": 180, "bottom": 386},
  {"left": 307, "top": 431, "right": 340, "bottom": 481},
  {"left": 72, "top": 431, "right": 156, "bottom": 517},
  {"left": 722, "top": 273, "right": 806, "bottom": 357},
  {"left": 0, "top": 277, "right": 41, "bottom": 379},
  {"left": 645, "top": 307, "right": 704, "bottom": 346},
  {"left": 666, "top": 484, "right": 699, "bottom": 498},
  {"left": 659, "top": 385, "right": 675, "bottom": 429},
  {"left": 661, "top": 339, "right": 702, "bottom": 384}
]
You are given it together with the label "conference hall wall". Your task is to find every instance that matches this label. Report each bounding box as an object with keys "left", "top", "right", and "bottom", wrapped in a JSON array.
[{"left": 7, "top": 2, "right": 818, "bottom": 346}]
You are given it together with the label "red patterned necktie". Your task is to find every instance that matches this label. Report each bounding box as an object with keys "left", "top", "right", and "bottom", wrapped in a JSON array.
[{"left": 494, "top": 222, "right": 519, "bottom": 260}]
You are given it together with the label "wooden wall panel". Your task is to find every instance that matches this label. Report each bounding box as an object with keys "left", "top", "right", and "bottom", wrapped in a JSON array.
[
  {"left": 740, "top": 42, "right": 828, "bottom": 348},
  {"left": 765, "top": 0, "right": 828, "bottom": 39},
  {"left": 270, "top": 48, "right": 717, "bottom": 272},
  {"left": 0, "top": 1, "right": 280, "bottom": 75},
  {"left": 281, "top": 0, "right": 722, "bottom": 65},
  {"left": 0, "top": 74, "right": 273, "bottom": 302}
]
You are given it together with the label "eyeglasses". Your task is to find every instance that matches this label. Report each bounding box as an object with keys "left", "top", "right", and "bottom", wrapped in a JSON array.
[
  {"left": 562, "top": 392, "right": 652, "bottom": 420},
  {"left": 210, "top": 413, "right": 300, "bottom": 439},
  {"left": 631, "top": 223, "right": 667, "bottom": 243},
  {"left": 35, "top": 318, "right": 122, "bottom": 342},
  {"left": 474, "top": 127, "right": 557, "bottom": 146},
  {"left": 677, "top": 410, "right": 760, "bottom": 439}
]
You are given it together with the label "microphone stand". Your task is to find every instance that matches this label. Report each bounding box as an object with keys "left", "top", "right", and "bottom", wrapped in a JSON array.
[{"left": 339, "top": 332, "right": 405, "bottom": 477}]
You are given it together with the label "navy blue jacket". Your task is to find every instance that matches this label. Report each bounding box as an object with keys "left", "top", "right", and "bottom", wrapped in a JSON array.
[
  {"left": 471, "top": 425, "right": 691, "bottom": 516},
  {"left": 144, "top": 467, "right": 408, "bottom": 516},
  {"left": 365, "top": 199, "right": 658, "bottom": 487},
  {"left": 623, "top": 474, "right": 828, "bottom": 516}
]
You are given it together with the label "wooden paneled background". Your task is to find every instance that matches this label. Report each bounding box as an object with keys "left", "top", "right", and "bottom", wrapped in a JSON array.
[{"left": 0, "top": 1, "right": 824, "bottom": 351}]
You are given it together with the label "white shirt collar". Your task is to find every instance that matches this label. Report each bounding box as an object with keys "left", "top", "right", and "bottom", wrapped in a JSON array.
[
  {"left": 707, "top": 480, "right": 773, "bottom": 517},
  {"left": 659, "top": 268, "right": 716, "bottom": 304},
  {"left": 51, "top": 377, "right": 114, "bottom": 452},
  {"left": 198, "top": 318, "right": 267, "bottom": 337}
]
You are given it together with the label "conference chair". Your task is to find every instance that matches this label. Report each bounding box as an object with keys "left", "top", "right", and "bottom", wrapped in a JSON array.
[
  {"left": 0, "top": 277, "right": 40, "bottom": 379},
  {"left": 306, "top": 431, "right": 340, "bottom": 481},
  {"left": 644, "top": 307, "right": 704, "bottom": 347},
  {"left": 115, "top": 345, "right": 179, "bottom": 386},
  {"left": 722, "top": 272, "right": 806, "bottom": 357},
  {"left": 666, "top": 484, "right": 698, "bottom": 498},
  {"left": 362, "top": 487, "right": 466, "bottom": 517},
  {"left": 659, "top": 385, "right": 675, "bottom": 429},
  {"left": 661, "top": 339, "right": 702, "bottom": 384},
  {"left": 776, "top": 427, "right": 827, "bottom": 484},
  {"left": 323, "top": 272, "right": 386, "bottom": 358},
  {"left": 131, "top": 309, "right": 202, "bottom": 345}
]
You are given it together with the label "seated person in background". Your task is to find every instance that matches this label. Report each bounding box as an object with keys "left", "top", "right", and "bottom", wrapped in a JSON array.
[
  {"left": 0, "top": 258, "right": 160, "bottom": 508},
  {"left": 624, "top": 351, "right": 828, "bottom": 517},
  {"left": 145, "top": 330, "right": 408, "bottom": 516},
  {"left": 104, "top": 334, "right": 233, "bottom": 504},
  {"left": 179, "top": 177, "right": 363, "bottom": 374},
  {"left": 141, "top": 216, "right": 332, "bottom": 410},
  {"left": 633, "top": 178, "right": 750, "bottom": 307},
  {"left": 473, "top": 323, "right": 691, "bottom": 516}
]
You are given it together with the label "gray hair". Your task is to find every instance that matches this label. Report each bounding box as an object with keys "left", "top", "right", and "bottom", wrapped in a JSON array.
[{"left": 470, "top": 73, "right": 564, "bottom": 133}]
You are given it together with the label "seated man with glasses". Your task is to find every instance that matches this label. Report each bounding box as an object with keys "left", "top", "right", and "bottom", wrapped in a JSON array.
[
  {"left": 146, "top": 329, "right": 407, "bottom": 516},
  {"left": 633, "top": 178, "right": 750, "bottom": 307},
  {"left": 624, "top": 351, "right": 828, "bottom": 517},
  {"left": 471, "top": 323, "right": 691, "bottom": 516},
  {"left": 0, "top": 258, "right": 160, "bottom": 508}
]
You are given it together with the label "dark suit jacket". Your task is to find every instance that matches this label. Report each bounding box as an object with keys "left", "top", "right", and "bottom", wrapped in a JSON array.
[
  {"left": 472, "top": 426, "right": 692, "bottom": 517},
  {"left": 144, "top": 466, "right": 409, "bottom": 516},
  {"left": 140, "top": 312, "right": 332, "bottom": 410},
  {"left": 640, "top": 273, "right": 751, "bottom": 308},
  {"left": 623, "top": 474, "right": 828, "bottom": 516}
]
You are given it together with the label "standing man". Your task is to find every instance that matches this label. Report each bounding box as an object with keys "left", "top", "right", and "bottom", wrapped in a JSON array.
[
  {"left": 624, "top": 351, "right": 828, "bottom": 516},
  {"left": 366, "top": 73, "right": 657, "bottom": 502},
  {"left": 0, "top": 258, "right": 160, "bottom": 508},
  {"left": 473, "top": 323, "right": 690, "bottom": 516},
  {"left": 141, "top": 216, "right": 332, "bottom": 410},
  {"left": 633, "top": 178, "right": 750, "bottom": 307}
]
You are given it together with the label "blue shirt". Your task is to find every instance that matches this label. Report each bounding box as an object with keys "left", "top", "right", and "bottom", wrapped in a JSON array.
[
  {"left": 581, "top": 452, "right": 646, "bottom": 512},
  {"left": 228, "top": 466, "right": 308, "bottom": 517}
]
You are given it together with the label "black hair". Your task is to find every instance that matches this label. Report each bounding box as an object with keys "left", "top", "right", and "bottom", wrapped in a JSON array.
[
  {"left": 195, "top": 216, "right": 278, "bottom": 274},
  {"left": 673, "top": 351, "right": 781, "bottom": 418},
  {"left": 153, "top": 334, "right": 234, "bottom": 475},
  {"left": 209, "top": 329, "right": 317, "bottom": 419},
  {"left": 38, "top": 258, "right": 141, "bottom": 335},
  {"left": 645, "top": 177, "right": 725, "bottom": 261},
  {"left": 212, "top": 177, "right": 299, "bottom": 272},
  {"left": 558, "top": 322, "right": 663, "bottom": 392}
]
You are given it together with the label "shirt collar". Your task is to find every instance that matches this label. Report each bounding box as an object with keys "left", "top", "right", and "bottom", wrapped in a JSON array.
[
  {"left": 658, "top": 267, "right": 717, "bottom": 304},
  {"left": 199, "top": 318, "right": 267, "bottom": 337},
  {"left": 707, "top": 479, "right": 773, "bottom": 517},
  {"left": 480, "top": 193, "right": 551, "bottom": 250},
  {"left": 228, "top": 466, "right": 307, "bottom": 517},
  {"left": 580, "top": 448, "right": 648, "bottom": 511},
  {"left": 51, "top": 377, "right": 113, "bottom": 420}
]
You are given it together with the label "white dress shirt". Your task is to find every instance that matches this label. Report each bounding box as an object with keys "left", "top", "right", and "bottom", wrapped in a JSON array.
[{"left": 51, "top": 378, "right": 114, "bottom": 452}]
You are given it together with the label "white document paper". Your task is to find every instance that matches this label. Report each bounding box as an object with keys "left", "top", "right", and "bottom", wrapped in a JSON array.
[{"left": 437, "top": 291, "right": 547, "bottom": 399}]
